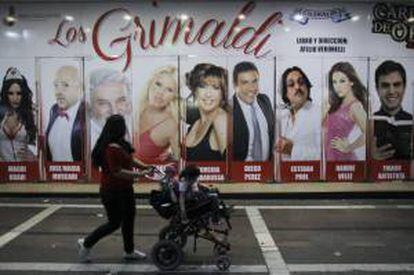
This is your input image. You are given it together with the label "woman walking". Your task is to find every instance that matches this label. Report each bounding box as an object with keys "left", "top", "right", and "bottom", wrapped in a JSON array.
[{"left": 77, "top": 114, "right": 153, "bottom": 262}]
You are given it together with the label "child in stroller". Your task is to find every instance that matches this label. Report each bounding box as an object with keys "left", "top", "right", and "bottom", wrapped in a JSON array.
[{"left": 150, "top": 165, "right": 233, "bottom": 271}]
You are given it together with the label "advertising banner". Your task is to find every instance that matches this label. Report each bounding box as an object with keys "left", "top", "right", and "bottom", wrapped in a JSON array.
[
  {"left": 0, "top": 1, "right": 413, "bottom": 183},
  {"left": 84, "top": 57, "right": 133, "bottom": 182},
  {"left": 323, "top": 57, "right": 368, "bottom": 182},
  {"left": 369, "top": 57, "right": 414, "bottom": 181},
  {"left": 38, "top": 58, "right": 85, "bottom": 181},
  {"left": 228, "top": 57, "right": 274, "bottom": 182},
  {"left": 0, "top": 59, "right": 39, "bottom": 182},
  {"left": 275, "top": 56, "right": 322, "bottom": 182},
  {"left": 132, "top": 56, "right": 179, "bottom": 180},
  {"left": 180, "top": 56, "right": 228, "bottom": 182}
]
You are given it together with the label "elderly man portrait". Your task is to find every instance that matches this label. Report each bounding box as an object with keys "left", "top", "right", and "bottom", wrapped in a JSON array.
[{"left": 89, "top": 68, "right": 132, "bottom": 149}]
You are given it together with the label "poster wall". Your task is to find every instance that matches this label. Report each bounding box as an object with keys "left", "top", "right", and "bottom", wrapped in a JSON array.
[
  {"left": 0, "top": 1, "right": 413, "bottom": 183},
  {"left": 0, "top": 58, "right": 39, "bottom": 182}
]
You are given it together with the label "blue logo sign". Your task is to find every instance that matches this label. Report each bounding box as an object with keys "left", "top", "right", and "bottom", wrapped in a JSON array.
[{"left": 290, "top": 8, "right": 351, "bottom": 25}]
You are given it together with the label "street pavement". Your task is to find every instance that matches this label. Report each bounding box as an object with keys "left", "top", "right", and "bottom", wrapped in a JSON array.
[{"left": 0, "top": 197, "right": 413, "bottom": 274}]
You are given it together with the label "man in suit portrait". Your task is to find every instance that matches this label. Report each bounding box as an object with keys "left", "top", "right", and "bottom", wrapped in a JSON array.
[
  {"left": 232, "top": 61, "right": 274, "bottom": 161},
  {"left": 46, "top": 65, "right": 84, "bottom": 161}
]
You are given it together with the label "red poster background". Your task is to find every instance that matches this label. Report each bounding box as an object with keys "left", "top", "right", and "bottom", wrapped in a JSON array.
[
  {"left": 185, "top": 161, "right": 226, "bottom": 183},
  {"left": 45, "top": 161, "right": 85, "bottom": 182},
  {"left": 369, "top": 160, "right": 411, "bottom": 181},
  {"left": 280, "top": 161, "right": 320, "bottom": 182},
  {"left": 326, "top": 161, "right": 365, "bottom": 182},
  {"left": 230, "top": 161, "right": 273, "bottom": 182},
  {"left": 0, "top": 162, "right": 39, "bottom": 182}
]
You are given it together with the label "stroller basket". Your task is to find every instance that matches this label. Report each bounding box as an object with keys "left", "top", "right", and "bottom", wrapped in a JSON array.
[{"left": 150, "top": 190, "right": 177, "bottom": 219}]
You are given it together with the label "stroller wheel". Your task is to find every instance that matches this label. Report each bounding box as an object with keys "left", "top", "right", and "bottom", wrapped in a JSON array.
[
  {"left": 216, "top": 254, "right": 231, "bottom": 271},
  {"left": 151, "top": 240, "right": 183, "bottom": 271},
  {"left": 159, "top": 225, "right": 188, "bottom": 248},
  {"left": 213, "top": 243, "right": 228, "bottom": 255}
]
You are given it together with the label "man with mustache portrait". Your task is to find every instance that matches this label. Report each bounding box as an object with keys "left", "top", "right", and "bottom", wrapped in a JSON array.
[
  {"left": 276, "top": 66, "right": 321, "bottom": 161},
  {"left": 46, "top": 65, "right": 85, "bottom": 161}
]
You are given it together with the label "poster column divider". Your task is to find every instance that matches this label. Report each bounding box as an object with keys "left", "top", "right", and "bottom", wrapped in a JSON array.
[
  {"left": 82, "top": 57, "right": 90, "bottom": 183},
  {"left": 364, "top": 56, "right": 372, "bottom": 181},
  {"left": 35, "top": 58, "right": 45, "bottom": 182},
  {"left": 273, "top": 55, "right": 279, "bottom": 183},
  {"left": 321, "top": 56, "right": 326, "bottom": 182},
  {"left": 225, "top": 56, "right": 229, "bottom": 183},
  {"left": 177, "top": 55, "right": 183, "bottom": 172},
  {"left": 367, "top": 56, "right": 372, "bottom": 182}
]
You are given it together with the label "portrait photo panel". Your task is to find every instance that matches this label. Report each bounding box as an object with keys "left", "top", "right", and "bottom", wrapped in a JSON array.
[
  {"left": 369, "top": 57, "right": 414, "bottom": 181},
  {"left": 85, "top": 57, "right": 133, "bottom": 182},
  {"left": 0, "top": 58, "right": 39, "bottom": 182},
  {"left": 227, "top": 56, "right": 275, "bottom": 182},
  {"left": 275, "top": 56, "right": 323, "bottom": 182},
  {"left": 38, "top": 57, "right": 85, "bottom": 181},
  {"left": 131, "top": 56, "right": 179, "bottom": 180},
  {"left": 180, "top": 55, "right": 228, "bottom": 182},
  {"left": 322, "top": 57, "right": 369, "bottom": 182}
]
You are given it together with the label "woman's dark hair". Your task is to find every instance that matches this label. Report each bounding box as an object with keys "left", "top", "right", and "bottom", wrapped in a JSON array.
[
  {"left": 179, "top": 164, "right": 201, "bottom": 182},
  {"left": 91, "top": 114, "right": 133, "bottom": 168},
  {"left": 328, "top": 62, "right": 367, "bottom": 114},
  {"left": 0, "top": 70, "right": 36, "bottom": 144},
  {"left": 185, "top": 63, "right": 228, "bottom": 110},
  {"left": 280, "top": 66, "right": 312, "bottom": 105}
]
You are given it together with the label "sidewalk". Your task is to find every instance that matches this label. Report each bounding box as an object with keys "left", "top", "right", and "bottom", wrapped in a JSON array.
[{"left": 1, "top": 182, "right": 414, "bottom": 197}]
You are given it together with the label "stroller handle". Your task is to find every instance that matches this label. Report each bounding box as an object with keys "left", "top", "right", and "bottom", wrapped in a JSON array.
[{"left": 144, "top": 166, "right": 166, "bottom": 180}]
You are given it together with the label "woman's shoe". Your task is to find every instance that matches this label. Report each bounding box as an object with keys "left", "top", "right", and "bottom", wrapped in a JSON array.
[
  {"left": 77, "top": 238, "right": 91, "bottom": 263},
  {"left": 124, "top": 249, "right": 147, "bottom": 260}
]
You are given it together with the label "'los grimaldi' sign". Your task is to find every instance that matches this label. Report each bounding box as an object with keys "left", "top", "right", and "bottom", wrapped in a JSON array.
[
  {"left": 372, "top": 3, "right": 414, "bottom": 48},
  {"left": 49, "top": 1, "right": 283, "bottom": 71}
]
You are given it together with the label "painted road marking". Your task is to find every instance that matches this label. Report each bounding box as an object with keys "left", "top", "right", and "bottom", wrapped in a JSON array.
[
  {"left": 246, "top": 207, "right": 289, "bottom": 275},
  {"left": 0, "top": 262, "right": 268, "bottom": 273},
  {"left": 289, "top": 263, "right": 414, "bottom": 272},
  {"left": 1, "top": 262, "right": 414, "bottom": 273},
  {"left": 1, "top": 203, "right": 413, "bottom": 209},
  {"left": 0, "top": 205, "right": 61, "bottom": 248}
]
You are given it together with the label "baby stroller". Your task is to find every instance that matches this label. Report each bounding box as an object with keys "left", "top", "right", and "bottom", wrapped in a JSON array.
[{"left": 149, "top": 166, "right": 233, "bottom": 271}]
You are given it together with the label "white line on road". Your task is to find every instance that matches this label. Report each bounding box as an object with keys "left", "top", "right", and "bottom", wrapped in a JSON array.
[
  {"left": 1, "top": 262, "right": 414, "bottom": 273},
  {"left": 0, "top": 262, "right": 268, "bottom": 273},
  {"left": 246, "top": 206, "right": 289, "bottom": 275},
  {"left": 1, "top": 203, "right": 413, "bottom": 209},
  {"left": 289, "top": 263, "right": 414, "bottom": 272},
  {"left": 0, "top": 205, "right": 61, "bottom": 248}
]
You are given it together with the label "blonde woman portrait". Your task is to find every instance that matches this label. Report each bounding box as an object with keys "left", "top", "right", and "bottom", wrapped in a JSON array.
[
  {"left": 324, "top": 62, "right": 367, "bottom": 161},
  {"left": 185, "top": 63, "right": 228, "bottom": 161},
  {"left": 134, "top": 66, "right": 179, "bottom": 163}
]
